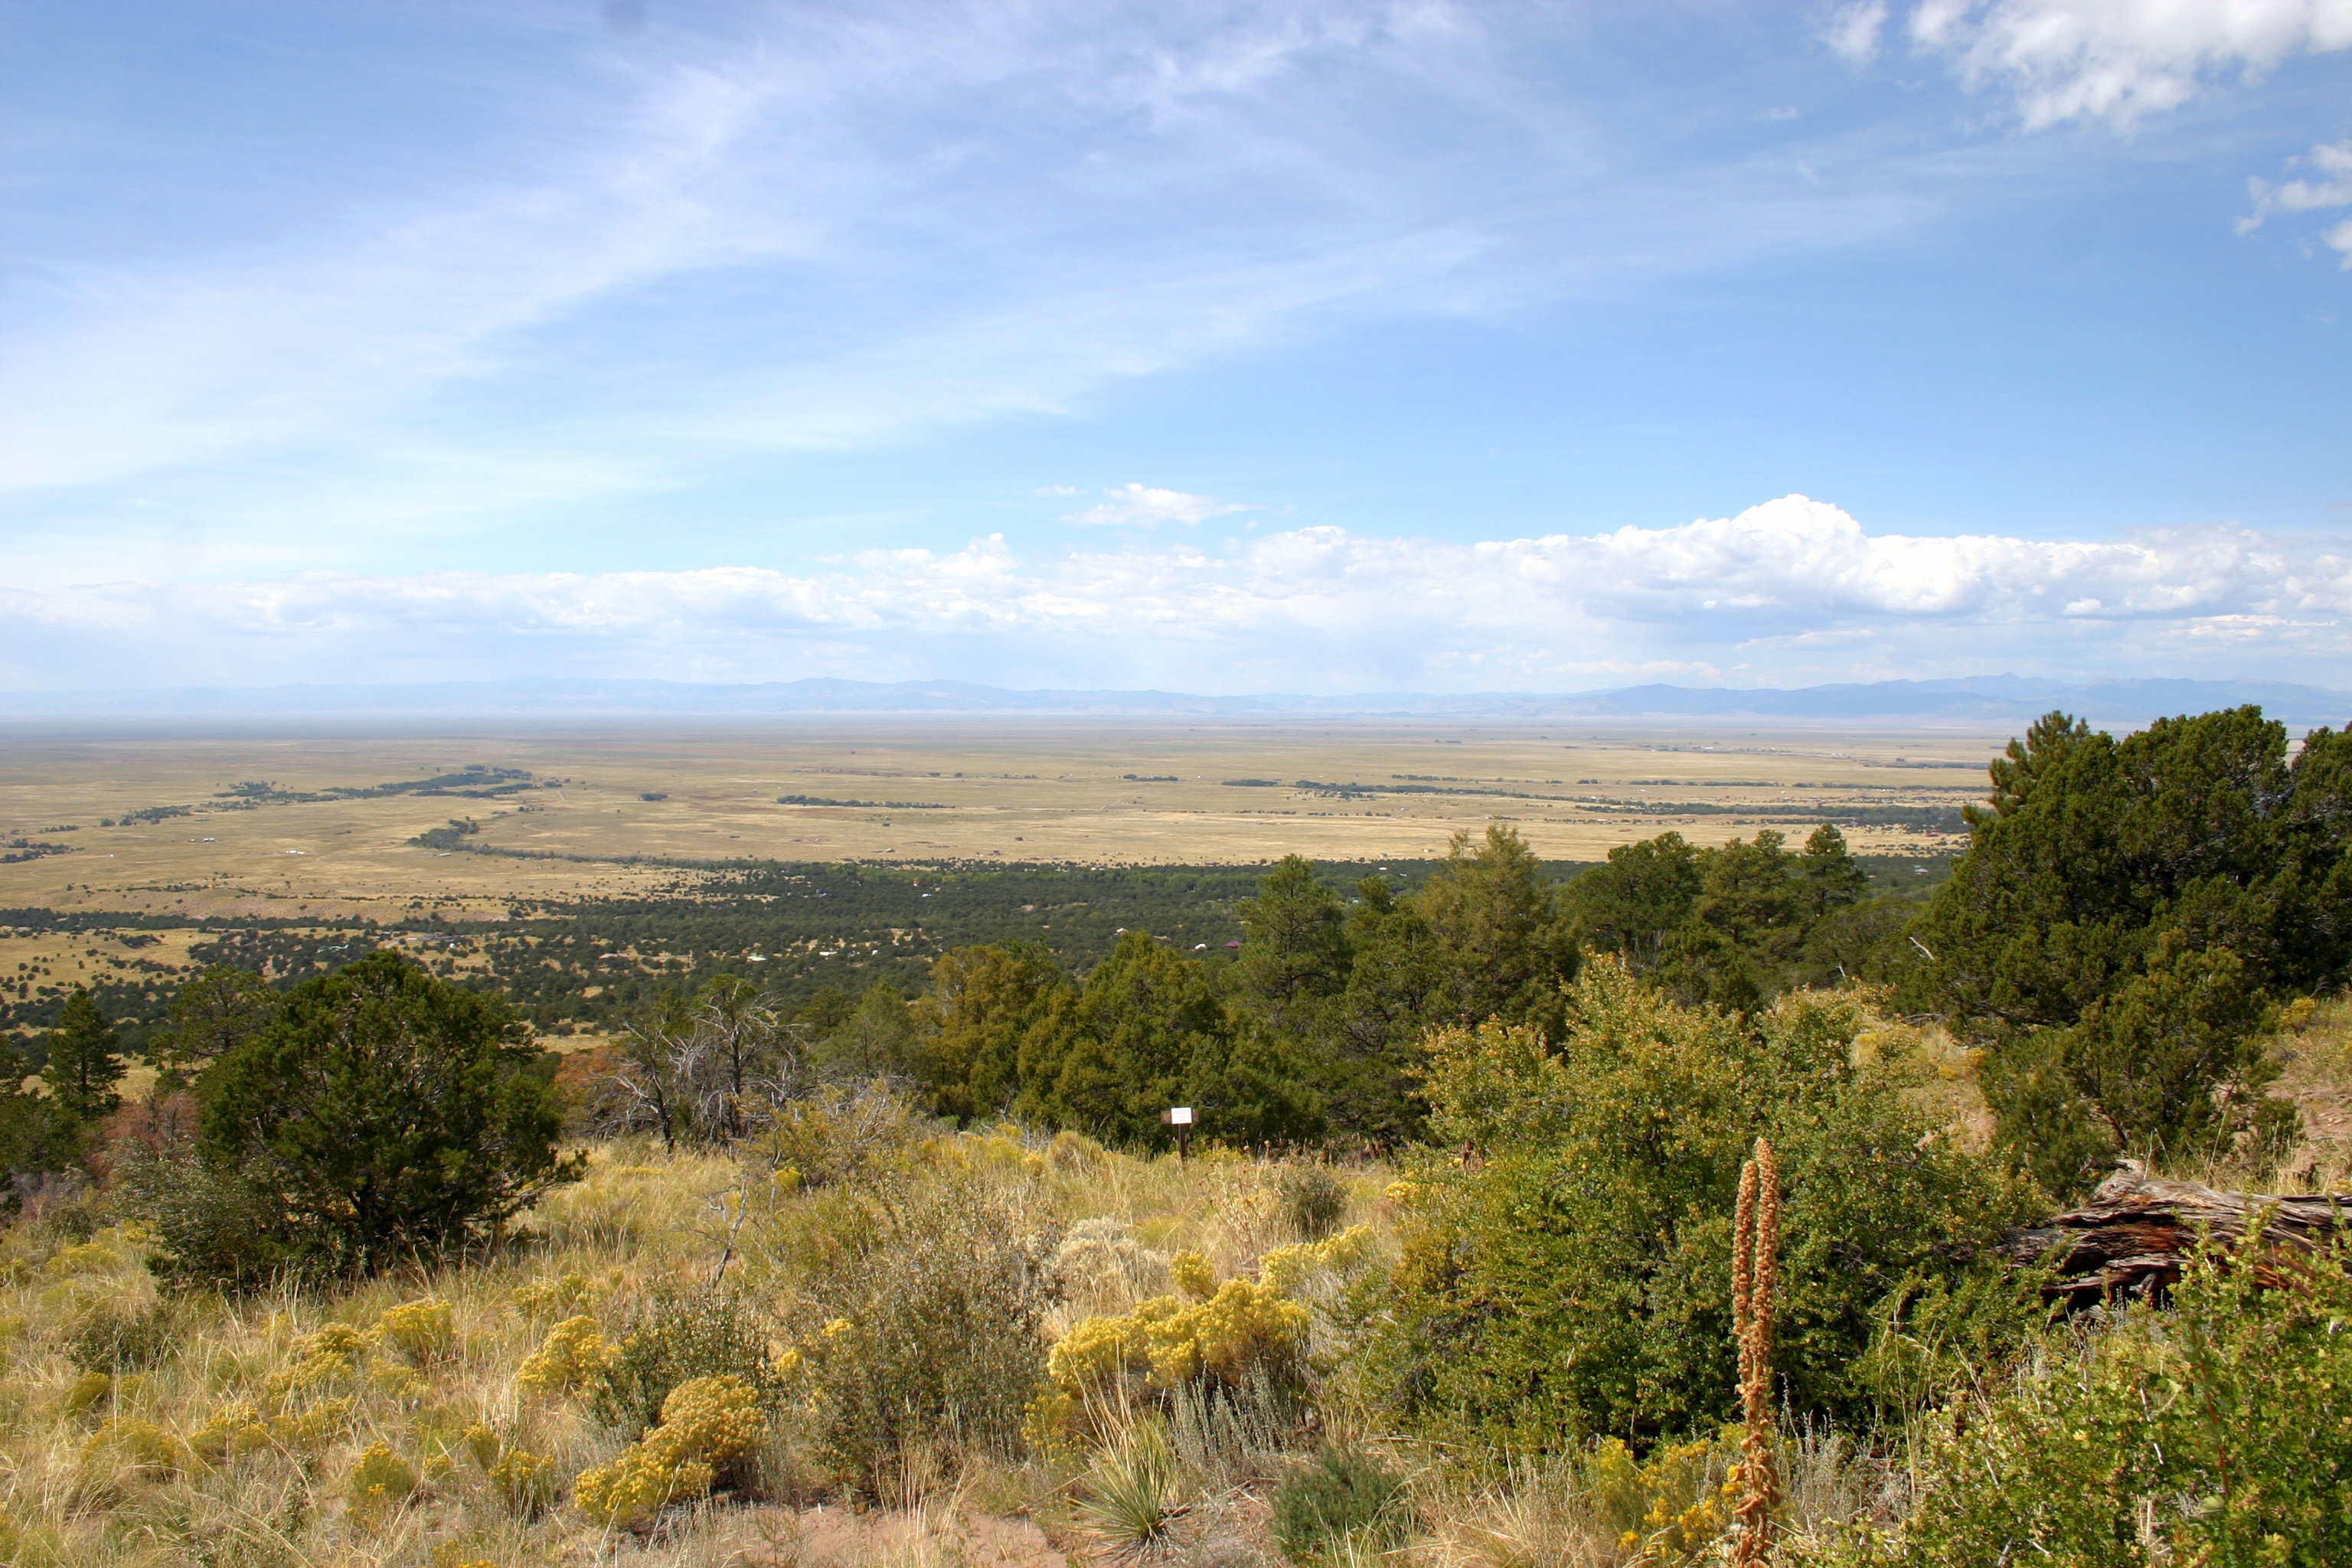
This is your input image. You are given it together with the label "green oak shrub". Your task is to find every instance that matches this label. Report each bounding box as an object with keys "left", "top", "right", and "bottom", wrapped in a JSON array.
[
  {"left": 1828, "top": 1240, "right": 2352, "bottom": 1567},
  {"left": 1361, "top": 959, "right": 2038, "bottom": 1450}
]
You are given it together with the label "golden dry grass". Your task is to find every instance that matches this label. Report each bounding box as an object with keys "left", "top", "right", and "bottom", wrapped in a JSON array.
[
  {"left": 0, "top": 719, "right": 1999, "bottom": 923},
  {"left": 0, "top": 1130, "right": 1405, "bottom": 1568}
]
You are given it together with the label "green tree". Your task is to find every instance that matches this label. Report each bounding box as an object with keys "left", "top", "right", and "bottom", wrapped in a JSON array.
[
  {"left": 0, "top": 1035, "right": 76, "bottom": 1195},
  {"left": 1564, "top": 827, "right": 1872, "bottom": 1011},
  {"left": 1315, "top": 875, "right": 1449, "bottom": 1145},
  {"left": 1416, "top": 825, "right": 1578, "bottom": 1031},
  {"left": 1796, "top": 822, "right": 1870, "bottom": 916},
  {"left": 155, "top": 965, "right": 278, "bottom": 1093},
  {"left": 1234, "top": 855, "right": 1351, "bottom": 1034},
  {"left": 1014, "top": 933, "right": 1320, "bottom": 1148},
  {"left": 42, "top": 986, "right": 125, "bottom": 1125},
  {"left": 1653, "top": 829, "right": 1807, "bottom": 1009},
  {"left": 1560, "top": 831, "right": 1705, "bottom": 973},
  {"left": 919, "top": 942, "right": 1069, "bottom": 1122},
  {"left": 1909, "top": 707, "right": 2352, "bottom": 1191},
  {"left": 815, "top": 980, "right": 924, "bottom": 1081},
  {"left": 185, "top": 950, "right": 578, "bottom": 1278},
  {"left": 1018, "top": 932, "right": 1225, "bottom": 1145}
]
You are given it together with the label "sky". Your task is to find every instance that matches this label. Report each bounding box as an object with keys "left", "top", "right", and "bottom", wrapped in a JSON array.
[{"left": 3, "top": 0, "right": 2350, "bottom": 695}]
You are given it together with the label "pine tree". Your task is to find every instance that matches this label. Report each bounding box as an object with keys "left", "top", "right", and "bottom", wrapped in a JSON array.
[{"left": 42, "top": 986, "right": 125, "bottom": 1125}]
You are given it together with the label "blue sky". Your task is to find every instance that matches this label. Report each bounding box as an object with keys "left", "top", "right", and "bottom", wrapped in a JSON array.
[{"left": 4, "top": 0, "right": 2350, "bottom": 694}]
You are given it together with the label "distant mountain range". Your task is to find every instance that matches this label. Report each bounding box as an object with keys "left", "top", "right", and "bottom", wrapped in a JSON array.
[{"left": 5, "top": 675, "right": 2349, "bottom": 727}]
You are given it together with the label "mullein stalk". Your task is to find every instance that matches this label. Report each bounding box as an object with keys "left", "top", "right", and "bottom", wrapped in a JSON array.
[{"left": 1730, "top": 1136, "right": 1781, "bottom": 1566}]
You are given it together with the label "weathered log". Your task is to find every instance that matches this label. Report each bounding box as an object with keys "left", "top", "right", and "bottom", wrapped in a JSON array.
[{"left": 2001, "top": 1161, "right": 2352, "bottom": 1311}]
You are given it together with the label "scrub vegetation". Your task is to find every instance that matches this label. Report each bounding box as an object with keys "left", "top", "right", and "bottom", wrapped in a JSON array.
[{"left": 0, "top": 705, "right": 2348, "bottom": 1565}]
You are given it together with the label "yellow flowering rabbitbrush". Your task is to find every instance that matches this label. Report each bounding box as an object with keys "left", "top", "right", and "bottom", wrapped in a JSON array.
[
  {"left": 571, "top": 1374, "right": 766, "bottom": 1527},
  {"left": 515, "top": 1314, "right": 616, "bottom": 1396}
]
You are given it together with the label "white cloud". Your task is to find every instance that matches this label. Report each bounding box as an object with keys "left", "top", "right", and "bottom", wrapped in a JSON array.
[
  {"left": 1899, "top": 0, "right": 2352, "bottom": 127},
  {"left": 2241, "top": 139, "right": 2352, "bottom": 263},
  {"left": 1062, "top": 483, "right": 1255, "bottom": 528},
  {"left": 8, "top": 497, "right": 2347, "bottom": 692},
  {"left": 1823, "top": 2, "right": 1890, "bottom": 64}
]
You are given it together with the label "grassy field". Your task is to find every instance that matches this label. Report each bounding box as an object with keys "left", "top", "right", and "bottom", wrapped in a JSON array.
[
  {"left": 0, "top": 719, "right": 1998, "bottom": 926},
  {"left": 5, "top": 993, "right": 2346, "bottom": 1568}
]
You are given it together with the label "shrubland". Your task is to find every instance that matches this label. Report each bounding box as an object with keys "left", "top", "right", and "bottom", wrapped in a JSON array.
[{"left": 0, "top": 704, "right": 2349, "bottom": 1565}]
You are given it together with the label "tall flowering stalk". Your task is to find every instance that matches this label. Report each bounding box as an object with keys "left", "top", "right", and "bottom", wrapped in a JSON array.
[{"left": 1730, "top": 1136, "right": 1781, "bottom": 1566}]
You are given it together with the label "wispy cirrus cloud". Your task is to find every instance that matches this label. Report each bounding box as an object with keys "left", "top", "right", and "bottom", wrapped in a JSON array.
[
  {"left": 9, "top": 498, "right": 2347, "bottom": 693},
  {"left": 1061, "top": 484, "right": 1256, "bottom": 528},
  {"left": 0, "top": 0, "right": 2082, "bottom": 557}
]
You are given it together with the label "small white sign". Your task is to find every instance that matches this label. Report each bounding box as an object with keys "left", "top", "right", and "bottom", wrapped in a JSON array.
[{"left": 1168, "top": 1106, "right": 1194, "bottom": 1125}]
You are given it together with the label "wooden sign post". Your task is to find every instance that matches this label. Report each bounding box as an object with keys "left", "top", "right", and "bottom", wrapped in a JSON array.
[{"left": 1161, "top": 1106, "right": 1195, "bottom": 1161}]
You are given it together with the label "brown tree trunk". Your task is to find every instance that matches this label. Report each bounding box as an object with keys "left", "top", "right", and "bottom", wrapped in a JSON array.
[{"left": 2004, "top": 1161, "right": 2352, "bottom": 1311}]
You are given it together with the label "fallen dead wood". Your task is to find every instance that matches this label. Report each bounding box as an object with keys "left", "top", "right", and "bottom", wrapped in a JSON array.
[{"left": 2002, "top": 1161, "right": 2352, "bottom": 1310}]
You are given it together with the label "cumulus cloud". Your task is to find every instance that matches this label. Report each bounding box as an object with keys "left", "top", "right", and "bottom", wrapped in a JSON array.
[
  {"left": 8, "top": 498, "right": 2347, "bottom": 692},
  {"left": 1896, "top": 0, "right": 2352, "bottom": 127},
  {"left": 1061, "top": 483, "right": 1255, "bottom": 528},
  {"left": 2241, "top": 139, "right": 2352, "bottom": 264}
]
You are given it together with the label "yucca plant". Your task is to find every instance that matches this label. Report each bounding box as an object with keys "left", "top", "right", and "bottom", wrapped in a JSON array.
[{"left": 1073, "top": 1425, "right": 1189, "bottom": 1564}]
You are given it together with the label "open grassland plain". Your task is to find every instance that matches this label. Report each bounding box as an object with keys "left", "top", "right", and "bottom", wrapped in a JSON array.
[
  {"left": 0, "top": 719, "right": 1984, "bottom": 1052},
  {"left": 1, "top": 718, "right": 1994, "bottom": 920}
]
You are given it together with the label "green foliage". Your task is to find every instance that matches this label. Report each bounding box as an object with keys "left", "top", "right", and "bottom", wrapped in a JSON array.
[
  {"left": 1254, "top": 826, "right": 1582, "bottom": 1145},
  {"left": 1270, "top": 1445, "right": 1410, "bottom": 1561},
  {"left": 1561, "top": 825, "right": 1882, "bottom": 1010},
  {"left": 1236, "top": 855, "right": 1352, "bottom": 1037},
  {"left": 811, "top": 979, "right": 924, "bottom": 1080},
  {"left": 786, "top": 1176, "right": 1057, "bottom": 1494},
  {"left": 407, "top": 816, "right": 480, "bottom": 849},
  {"left": 1838, "top": 1244, "right": 2352, "bottom": 1566},
  {"left": 1073, "top": 1426, "right": 1187, "bottom": 1564},
  {"left": 1909, "top": 706, "right": 2352, "bottom": 1192},
  {"left": 1366, "top": 960, "right": 2037, "bottom": 1450},
  {"left": 1015, "top": 931, "right": 1324, "bottom": 1148},
  {"left": 41, "top": 986, "right": 125, "bottom": 1125},
  {"left": 0, "top": 1034, "right": 80, "bottom": 1192},
  {"left": 168, "top": 949, "right": 578, "bottom": 1279},
  {"left": 918, "top": 941, "right": 1068, "bottom": 1121},
  {"left": 153, "top": 965, "right": 278, "bottom": 1093},
  {"left": 1413, "top": 826, "right": 1581, "bottom": 1033}
]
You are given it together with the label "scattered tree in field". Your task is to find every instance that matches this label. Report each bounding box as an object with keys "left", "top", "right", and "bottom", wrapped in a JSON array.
[
  {"left": 42, "top": 986, "right": 125, "bottom": 1125},
  {"left": 169, "top": 950, "right": 577, "bottom": 1280}
]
